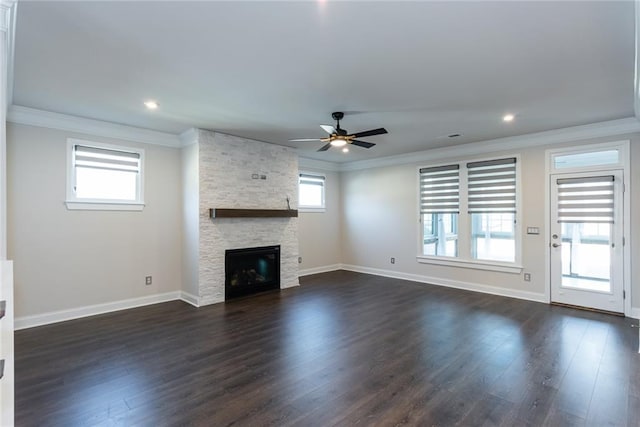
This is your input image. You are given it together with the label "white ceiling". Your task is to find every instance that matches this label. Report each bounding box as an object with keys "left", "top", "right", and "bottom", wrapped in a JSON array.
[{"left": 11, "top": 1, "right": 635, "bottom": 163}]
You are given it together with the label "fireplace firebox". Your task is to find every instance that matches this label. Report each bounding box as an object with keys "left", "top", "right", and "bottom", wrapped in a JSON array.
[{"left": 225, "top": 245, "right": 280, "bottom": 299}]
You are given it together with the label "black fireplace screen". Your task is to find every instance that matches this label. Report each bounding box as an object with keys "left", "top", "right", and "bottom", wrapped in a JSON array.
[{"left": 225, "top": 245, "right": 280, "bottom": 299}]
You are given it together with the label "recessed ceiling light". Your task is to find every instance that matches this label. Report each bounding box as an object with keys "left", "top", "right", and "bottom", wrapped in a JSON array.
[
  {"left": 503, "top": 114, "right": 515, "bottom": 122},
  {"left": 144, "top": 100, "right": 159, "bottom": 110},
  {"left": 342, "top": 147, "right": 349, "bottom": 153}
]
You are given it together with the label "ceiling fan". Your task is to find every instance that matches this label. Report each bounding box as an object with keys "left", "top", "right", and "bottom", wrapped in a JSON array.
[{"left": 290, "top": 112, "right": 388, "bottom": 152}]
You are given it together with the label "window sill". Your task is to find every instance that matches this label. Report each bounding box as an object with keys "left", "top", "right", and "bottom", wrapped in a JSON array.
[
  {"left": 416, "top": 255, "right": 523, "bottom": 274},
  {"left": 299, "top": 207, "right": 326, "bottom": 213},
  {"left": 65, "top": 201, "right": 145, "bottom": 211}
]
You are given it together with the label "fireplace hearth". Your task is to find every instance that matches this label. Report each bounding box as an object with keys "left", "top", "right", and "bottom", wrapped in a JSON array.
[{"left": 225, "top": 245, "right": 280, "bottom": 300}]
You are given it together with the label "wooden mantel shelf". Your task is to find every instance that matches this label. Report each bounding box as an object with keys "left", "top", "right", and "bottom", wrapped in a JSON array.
[{"left": 209, "top": 208, "right": 298, "bottom": 219}]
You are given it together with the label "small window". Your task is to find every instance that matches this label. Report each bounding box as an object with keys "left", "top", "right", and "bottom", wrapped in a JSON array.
[
  {"left": 553, "top": 149, "right": 619, "bottom": 169},
  {"left": 66, "top": 139, "right": 144, "bottom": 210},
  {"left": 299, "top": 173, "right": 325, "bottom": 212}
]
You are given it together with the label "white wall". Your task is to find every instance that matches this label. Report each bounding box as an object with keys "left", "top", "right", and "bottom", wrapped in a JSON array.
[
  {"left": 298, "top": 168, "right": 342, "bottom": 273},
  {"left": 341, "top": 134, "right": 640, "bottom": 309},
  {"left": 197, "top": 131, "right": 299, "bottom": 305},
  {"left": 181, "top": 141, "right": 199, "bottom": 300},
  {"left": 7, "top": 123, "right": 183, "bottom": 319}
]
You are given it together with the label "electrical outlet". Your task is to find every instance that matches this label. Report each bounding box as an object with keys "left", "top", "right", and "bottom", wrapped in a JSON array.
[
  {"left": 145, "top": 276, "right": 152, "bottom": 285},
  {"left": 390, "top": 257, "right": 395, "bottom": 264},
  {"left": 524, "top": 273, "right": 531, "bottom": 282},
  {"left": 298, "top": 257, "right": 302, "bottom": 264}
]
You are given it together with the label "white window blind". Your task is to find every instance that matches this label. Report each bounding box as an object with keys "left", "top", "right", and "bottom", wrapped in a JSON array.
[
  {"left": 74, "top": 145, "right": 141, "bottom": 174},
  {"left": 299, "top": 173, "right": 325, "bottom": 209},
  {"left": 467, "top": 158, "right": 516, "bottom": 213},
  {"left": 69, "top": 142, "right": 144, "bottom": 206},
  {"left": 419, "top": 165, "right": 460, "bottom": 213},
  {"left": 556, "top": 176, "right": 614, "bottom": 223}
]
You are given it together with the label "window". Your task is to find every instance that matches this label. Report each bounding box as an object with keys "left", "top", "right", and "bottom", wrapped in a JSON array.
[
  {"left": 419, "top": 157, "right": 519, "bottom": 268},
  {"left": 420, "top": 165, "right": 459, "bottom": 257},
  {"left": 66, "top": 139, "right": 144, "bottom": 210},
  {"left": 298, "top": 173, "right": 325, "bottom": 211},
  {"left": 553, "top": 149, "right": 619, "bottom": 169},
  {"left": 467, "top": 158, "right": 516, "bottom": 262}
]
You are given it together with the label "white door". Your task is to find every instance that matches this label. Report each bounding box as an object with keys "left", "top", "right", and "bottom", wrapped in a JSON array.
[{"left": 550, "top": 170, "right": 624, "bottom": 313}]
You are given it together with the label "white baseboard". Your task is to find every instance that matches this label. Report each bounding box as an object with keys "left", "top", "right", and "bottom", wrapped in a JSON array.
[
  {"left": 15, "top": 291, "right": 182, "bottom": 330},
  {"left": 630, "top": 307, "right": 640, "bottom": 320},
  {"left": 180, "top": 291, "right": 200, "bottom": 307},
  {"left": 298, "top": 264, "right": 342, "bottom": 277},
  {"left": 340, "top": 264, "right": 547, "bottom": 304}
]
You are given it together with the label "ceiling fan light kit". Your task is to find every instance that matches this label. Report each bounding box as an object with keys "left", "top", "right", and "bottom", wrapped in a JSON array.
[{"left": 290, "top": 111, "right": 388, "bottom": 152}]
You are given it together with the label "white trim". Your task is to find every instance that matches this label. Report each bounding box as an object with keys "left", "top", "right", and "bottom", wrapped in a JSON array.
[
  {"left": 179, "top": 127, "right": 199, "bottom": 147},
  {"left": 65, "top": 201, "right": 145, "bottom": 211},
  {"left": 66, "top": 138, "right": 145, "bottom": 209},
  {"left": 2, "top": 0, "right": 17, "bottom": 106},
  {"left": 180, "top": 291, "right": 200, "bottom": 307},
  {"left": 416, "top": 256, "right": 523, "bottom": 274},
  {"left": 299, "top": 207, "right": 326, "bottom": 213},
  {"left": 298, "top": 171, "right": 326, "bottom": 211},
  {"left": 340, "top": 118, "right": 640, "bottom": 172},
  {"left": 298, "top": 264, "right": 342, "bottom": 277},
  {"left": 544, "top": 140, "right": 631, "bottom": 316},
  {"left": 14, "top": 291, "right": 182, "bottom": 330},
  {"left": 7, "top": 105, "right": 181, "bottom": 147},
  {"left": 635, "top": 0, "right": 640, "bottom": 120},
  {"left": 340, "top": 264, "right": 546, "bottom": 303},
  {"left": 630, "top": 307, "right": 640, "bottom": 320},
  {"left": 416, "top": 153, "right": 522, "bottom": 269}
]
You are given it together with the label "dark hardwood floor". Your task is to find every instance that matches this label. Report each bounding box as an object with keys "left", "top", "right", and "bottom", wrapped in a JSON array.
[{"left": 15, "top": 271, "right": 640, "bottom": 426}]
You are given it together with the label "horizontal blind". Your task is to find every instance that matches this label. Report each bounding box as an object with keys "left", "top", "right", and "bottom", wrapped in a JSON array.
[
  {"left": 556, "top": 175, "right": 614, "bottom": 223},
  {"left": 419, "top": 164, "right": 460, "bottom": 214},
  {"left": 75, "top": 145, "right": 140, "bottom": 173},
  {"left": 467, "top": 158, "right": 516, "bottom": 213},
  {"left": 299, "top": 174, "right": 325, "bottom": 186}
]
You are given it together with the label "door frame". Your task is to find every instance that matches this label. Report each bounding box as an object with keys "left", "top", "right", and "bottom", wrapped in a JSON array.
[{"left": 544, "top": 140, "right": 631, "bottom": 316}]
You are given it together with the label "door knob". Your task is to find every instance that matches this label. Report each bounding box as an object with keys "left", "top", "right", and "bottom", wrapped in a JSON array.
[{"left": 552, "top": 243, "right": 561, "bottom": 248}]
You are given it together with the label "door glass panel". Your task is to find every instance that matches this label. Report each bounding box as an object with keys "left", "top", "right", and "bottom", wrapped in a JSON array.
[{"left": 560, "top": 222, "right": 611, "bottom": 293}]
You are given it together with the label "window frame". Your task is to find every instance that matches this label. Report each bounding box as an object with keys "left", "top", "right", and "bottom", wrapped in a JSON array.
[
  {"left": 416, "top": 155, "right": 522, "bottom": 274},
  {"left": 65, "top": 139, "right": 145, "bottom": 211},
  {"left": 298, "top": 171, "right": 326, "bottom": 213}
]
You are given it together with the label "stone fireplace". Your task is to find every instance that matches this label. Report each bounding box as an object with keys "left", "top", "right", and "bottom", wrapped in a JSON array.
[{"left": 181, "top": 129, "right": 300, "bottom": 306}]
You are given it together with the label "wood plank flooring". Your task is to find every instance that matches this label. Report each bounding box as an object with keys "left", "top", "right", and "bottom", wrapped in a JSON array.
[{"left": 14, "top": 271, "right": 640, "bottom": 426}]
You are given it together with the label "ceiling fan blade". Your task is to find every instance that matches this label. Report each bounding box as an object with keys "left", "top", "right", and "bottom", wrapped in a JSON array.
[
  {"left": 289, "top": 138, "right": 322, "bottom": 142},
  {"left": 317, "top": 142, "right": 332, "bottom": 152},
  {"left": 351, "top": 127, "right": 388, "bottom": 138},
  {"left": 350, "top": 140, "right": 376, "bottom": 149},
  {"left": 320, "top": 125, "right": 336, "bottom": 135}
]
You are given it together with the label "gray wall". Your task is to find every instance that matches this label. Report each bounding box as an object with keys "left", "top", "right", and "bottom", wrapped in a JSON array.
[
  {"left": 298, "top": 168, "right": 342, "bottom": 271},
  {"left": 7, "top": 123, "right": 183, "bottom": 318},
  {"left": 340, "top": 134, "right": 640, "bottom": 311}
]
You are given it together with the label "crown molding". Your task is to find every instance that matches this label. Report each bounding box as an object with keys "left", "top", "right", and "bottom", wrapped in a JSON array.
[
  {"left": 0, "top": 0, "right": 16, "bottom": 32},
  {"left": 1, "top": 0, "right": 17, "bottom": 106},
  {"left": 635, "top": 0, "right": 640, "bottom": 120},
  {"left": 339, "top": 117, "right": 640, "bottom": 172},
  {"left": 7, "top": 105, "right": 182, "bottom": 147},
  {"left": 298, "top": 156, "right": 341, "bottom": 172},
  {"left": 179, "top": 127, "right": 199, "bottom": 147}
]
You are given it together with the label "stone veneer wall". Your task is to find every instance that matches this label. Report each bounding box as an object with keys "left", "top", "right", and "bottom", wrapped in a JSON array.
[{"left": 197, "top": 130, "right": 299, "bottom": 305}]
